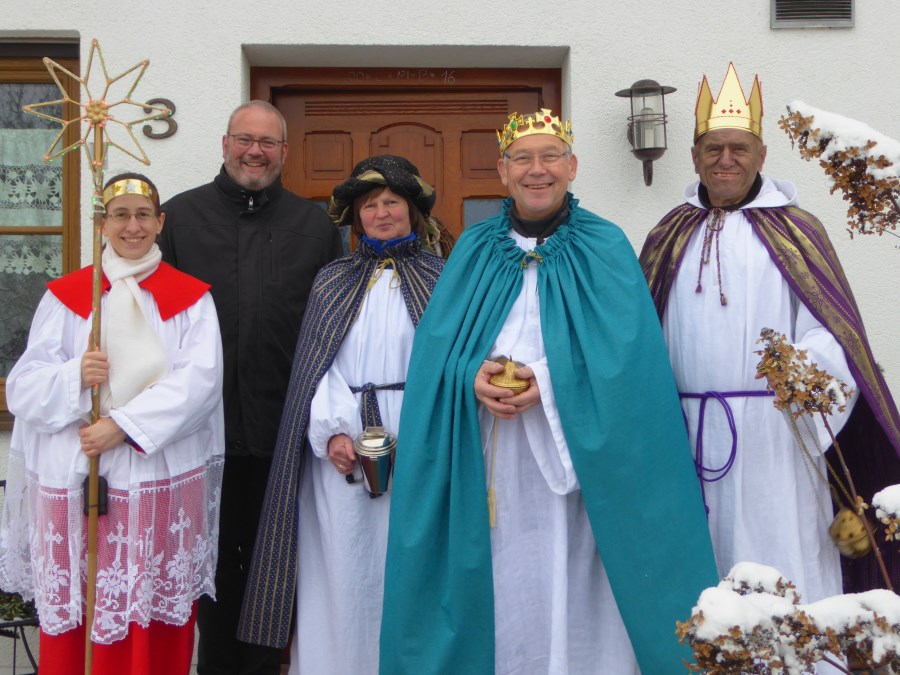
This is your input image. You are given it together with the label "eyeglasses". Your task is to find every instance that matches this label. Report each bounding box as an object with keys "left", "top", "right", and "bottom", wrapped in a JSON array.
[
  {"left": 228, "top": 134, "right": 285, "bottom": 151},
  {"left": 107, "top": 209, "right": 157, "bottom": 224},
  {"left": 504, "top": 151, "right": 569, "bottom": 167}
]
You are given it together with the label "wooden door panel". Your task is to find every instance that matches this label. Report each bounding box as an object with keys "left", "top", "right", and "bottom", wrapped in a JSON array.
[
  {"left": 370, "top": 123, "right": 442, "bottom": 188},
  {"left": 460, "top": 130, "right": 502, "bottom": 180},
  {"left": 301, "top": 132, "right": 353, "bottom": 185},
  {"left": 262, "top": 68, "right": 560, "bottom": 237},
  {"left": 372, "top": 122, "right": 449, "bottom": 226}
]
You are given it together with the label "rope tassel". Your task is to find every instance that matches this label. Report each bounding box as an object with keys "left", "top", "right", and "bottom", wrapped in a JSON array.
[
  {"left": 696, "top": 208, "right": 728, "bottom": 305},
  {"left": 488, "top": 421, "right": 500, "bottom": 528},
  {"left": 488, "top": 488, "right": 497, "bottom": 528},
  {"left": 368, "top": 257, "right": 401, "bottom": 290}
]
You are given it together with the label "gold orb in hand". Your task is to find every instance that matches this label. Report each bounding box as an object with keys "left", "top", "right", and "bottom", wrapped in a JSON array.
[{"left": 489, "top": 356, "right": 530, "bottom": 394}]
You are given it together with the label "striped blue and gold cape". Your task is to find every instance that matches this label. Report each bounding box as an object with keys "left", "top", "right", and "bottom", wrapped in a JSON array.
[
  {"left": 380, "top": 196, "right": 718, "bottom": 675},
  {"left": 238, "top": 238, "right": 444, "bottom": 649}
]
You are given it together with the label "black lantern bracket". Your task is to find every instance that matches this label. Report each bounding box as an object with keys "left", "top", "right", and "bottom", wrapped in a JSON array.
[{"left": 615, "top": 80, "right": 676, "bottom": 186}]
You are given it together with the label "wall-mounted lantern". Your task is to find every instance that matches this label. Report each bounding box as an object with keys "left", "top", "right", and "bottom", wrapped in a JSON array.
[{"left": 615, "top": 79, "right": 676, "bottom": 186}]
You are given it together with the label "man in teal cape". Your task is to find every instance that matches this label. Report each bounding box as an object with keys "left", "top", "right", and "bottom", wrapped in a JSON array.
[{"left": 380, "top": 109, "right": 718, "bottom": 674}]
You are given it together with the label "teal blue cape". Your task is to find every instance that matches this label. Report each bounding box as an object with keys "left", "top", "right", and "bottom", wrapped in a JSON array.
[{"left": 380, "top": 196, "right": 718, "bottom": 674}]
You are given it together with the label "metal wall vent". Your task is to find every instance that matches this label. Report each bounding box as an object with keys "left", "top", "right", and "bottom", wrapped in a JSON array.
[{"left": 771, "top": 0, "right": 854, "bottom": 28}]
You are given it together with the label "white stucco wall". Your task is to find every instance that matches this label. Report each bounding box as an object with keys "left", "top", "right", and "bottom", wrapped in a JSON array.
[{"left": 1, "top": 0, "right": 898, "bottom": 465}]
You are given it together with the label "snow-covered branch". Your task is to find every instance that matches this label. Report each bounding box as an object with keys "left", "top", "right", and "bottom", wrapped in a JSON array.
[
  {"left": 677, "top": 563, "right": 900, "bottom": 674},
  {"left": 875, "top": 485, "right": 900, "bottom": 543},
  {"left": 755, "top": 329, "right": 894, "bottom": 586},
  {"left": 756, "top": 328, "right": 852, "bottom": 418},
  {"left": 779, "top": 101, "right": 900, "bottom": 239}
]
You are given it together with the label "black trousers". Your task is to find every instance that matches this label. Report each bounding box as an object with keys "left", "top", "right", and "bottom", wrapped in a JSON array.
[{"left": 197, "top": 455, "right": 282, "bottom": 675}]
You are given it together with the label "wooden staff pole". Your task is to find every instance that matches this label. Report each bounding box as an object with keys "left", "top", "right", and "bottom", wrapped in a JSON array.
[
  {"left": 821, "top": 411, "right": 893, "bottom": 592},
  {"left": 84, "top": 124, "right": 105, "bottom": 675}
]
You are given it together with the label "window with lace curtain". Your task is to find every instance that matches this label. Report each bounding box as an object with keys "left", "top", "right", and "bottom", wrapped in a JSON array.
[{"left": 0, "top": 46, "right": 80, "bottom": 430}]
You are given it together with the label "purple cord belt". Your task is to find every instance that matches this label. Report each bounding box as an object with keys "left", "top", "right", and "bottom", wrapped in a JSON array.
[{"left": 679, "top": 389, "right": 775, "bottom": 513}]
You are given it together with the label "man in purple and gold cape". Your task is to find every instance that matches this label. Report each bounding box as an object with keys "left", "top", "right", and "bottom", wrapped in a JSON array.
[{"left": 640, "top": 63, "right": 900, "bottom": 618}]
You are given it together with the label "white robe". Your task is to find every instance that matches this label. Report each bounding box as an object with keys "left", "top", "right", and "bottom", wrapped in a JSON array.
[
  {"left": 481, "top": 229, "right": 640, "bottom": 675},
  {"left": 292, "top": 269, "right": 414, "bottom": 674},
  {"left": 0, "top": 285, "right": 224, "bottom": 644},
  {"left": 663, "top": 177, "right": 856, "bottom": 605}
]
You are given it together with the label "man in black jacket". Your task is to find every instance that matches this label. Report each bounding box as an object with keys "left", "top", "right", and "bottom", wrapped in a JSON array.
[{"left": 159, "top": 100, "right": 343, "bottom": 675}]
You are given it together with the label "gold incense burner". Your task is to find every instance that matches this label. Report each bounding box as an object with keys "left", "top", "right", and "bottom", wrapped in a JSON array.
[{"left": 829, "top": 507, "right": 871, "bottom": 559}]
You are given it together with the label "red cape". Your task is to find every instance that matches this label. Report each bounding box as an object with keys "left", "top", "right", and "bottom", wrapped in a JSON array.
[{"left": 47, "top": 262, "right": 210, "bottom": 320}]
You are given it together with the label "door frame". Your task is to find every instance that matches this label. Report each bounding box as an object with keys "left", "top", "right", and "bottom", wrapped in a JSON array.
[{"left": 251, "top": 67, "right": 560, "bottom": 110}]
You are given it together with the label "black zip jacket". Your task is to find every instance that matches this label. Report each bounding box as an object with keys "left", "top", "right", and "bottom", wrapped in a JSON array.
[{"left": 159, "top": 167, "right": 343, "bottom": 457}]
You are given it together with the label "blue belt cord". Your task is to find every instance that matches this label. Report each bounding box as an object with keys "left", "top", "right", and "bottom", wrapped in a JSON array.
[{"left": 348, "top": 381, "right": 406, "bottom": 428}]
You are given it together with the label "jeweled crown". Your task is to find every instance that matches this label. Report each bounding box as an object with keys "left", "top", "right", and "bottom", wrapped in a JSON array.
[
  {"left": 694, "top": 62, "right": 763, "bottom": 141},
  {"left": 497, "top": 108, "right": 574, "bottom": 156}
]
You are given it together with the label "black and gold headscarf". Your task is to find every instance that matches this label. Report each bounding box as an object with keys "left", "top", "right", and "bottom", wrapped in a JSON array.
[{"left": 328, "top": 154, "right": 454, "bottom": 257}]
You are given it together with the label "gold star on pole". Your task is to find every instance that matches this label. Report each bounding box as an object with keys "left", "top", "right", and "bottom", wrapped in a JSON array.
[{"left": 23, "top": 38, "right": 171, "bottom": 194}]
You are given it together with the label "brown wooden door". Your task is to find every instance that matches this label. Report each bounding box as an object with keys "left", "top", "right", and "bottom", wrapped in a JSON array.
[{"left": 252, "top": 68, "right": 561, "bottom": 239}]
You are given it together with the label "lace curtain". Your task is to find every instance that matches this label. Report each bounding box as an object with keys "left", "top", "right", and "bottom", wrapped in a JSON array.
[
  {"left": 0, "top": 129, "right": 63, "bottom": 227},
  {"left": 1, "top": 128, "right": 64, "bottom": 377}
]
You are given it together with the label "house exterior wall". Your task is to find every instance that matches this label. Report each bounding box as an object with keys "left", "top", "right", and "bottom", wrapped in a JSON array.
[{"left": 1, "top": 1, "right": 898, "bottom": 455}]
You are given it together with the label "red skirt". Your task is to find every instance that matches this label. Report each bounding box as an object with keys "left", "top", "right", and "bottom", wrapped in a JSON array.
[{"left": 38, "top": 602, "right": 197, "bottom": 675}]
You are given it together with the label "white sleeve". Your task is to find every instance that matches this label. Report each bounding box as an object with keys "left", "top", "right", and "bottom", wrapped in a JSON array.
[
  {"left": 307, "top": 364, "right": 362, "bottom": 459},
  {"left": 6, "top": 292, "right": 91, "bottom": 432},
  {"left": 790, "top": 294, "right": 858, "bottom": 453},
  {"left": 523, "top": 356, "right": 580, "bottom": 494},
  {"left": 109, "top": 293, "right": 224, "bottom": 456}
]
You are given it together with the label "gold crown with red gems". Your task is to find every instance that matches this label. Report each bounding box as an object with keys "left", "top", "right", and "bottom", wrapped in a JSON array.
[
  {"left": 497, "top": 108, "right": 574, "bottom": 156},
  {"left": 694, "top": 62, "right": 763, "bottom": 142}
]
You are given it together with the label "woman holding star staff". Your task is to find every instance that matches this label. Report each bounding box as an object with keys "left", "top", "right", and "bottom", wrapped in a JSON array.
[
  {"left": 0, "top": 172, "right": 225, "bottom": 675},
  {"left": 4, "top": 40, "right": 184, "bottom": 674}
]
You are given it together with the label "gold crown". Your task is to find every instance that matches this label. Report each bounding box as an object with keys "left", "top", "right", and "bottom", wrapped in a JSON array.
[
  {"left": 102, "top": 178, "right": 156, "bottom": 206},
  {"left": 694, "top": 62, "right": 763, "bottom": 141},
  {"left": 497, "top": 108, "right": 574, "bottom": 156}
]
